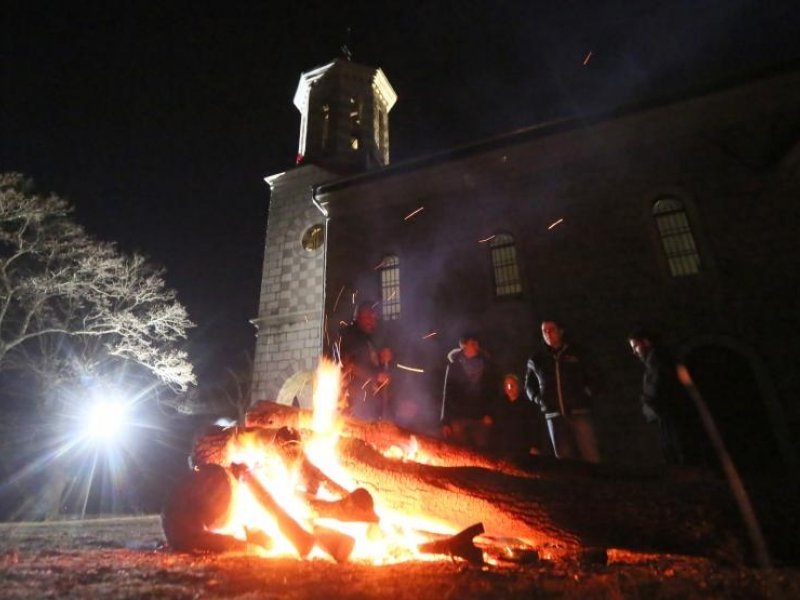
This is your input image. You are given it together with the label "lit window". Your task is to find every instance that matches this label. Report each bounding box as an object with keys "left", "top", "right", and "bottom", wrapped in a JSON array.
[
  {"left": 653, "top": 197, "right": 701, "bottom": 276},
  {"left": 379, "top": 255, "right": 401, "bottom": 320},
  {"left": 489, "top": 234, "right": 523, "bottom": 297}
]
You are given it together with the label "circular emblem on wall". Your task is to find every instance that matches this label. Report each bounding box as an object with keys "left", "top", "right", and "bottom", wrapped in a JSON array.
[{"left": 301, "top": 223, "right": 324, "bottom": 252}]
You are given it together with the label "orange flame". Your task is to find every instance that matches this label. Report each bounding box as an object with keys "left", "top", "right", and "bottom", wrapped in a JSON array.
[{"left": 215, "top": 358, "right": 455, "bottom": 562}]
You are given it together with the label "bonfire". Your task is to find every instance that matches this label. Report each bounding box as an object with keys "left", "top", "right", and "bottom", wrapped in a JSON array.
[{"left": 191, "top": 359, "right": 746, "bottom": 566}]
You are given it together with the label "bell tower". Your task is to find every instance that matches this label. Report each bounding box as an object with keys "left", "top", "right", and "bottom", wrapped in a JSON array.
[
  {"left": 250, "top": 58, "right": 396, "bottom": 407},
  {"left": 294, "top": 58, "right": 397, "bottom": 171}
]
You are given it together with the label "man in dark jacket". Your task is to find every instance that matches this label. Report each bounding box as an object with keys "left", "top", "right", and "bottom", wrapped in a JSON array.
[
  {"left": 628, "top": 329, "right": 704, "bottom": 466},
  {"left": 334, "top": 301, "right": 391, "bottom": 421},
  {"left": 440, "top": 334, "right": 498, "bottom": 450},
  {"left": 525, "top": 319, "right": 601, "bottom": 462}
]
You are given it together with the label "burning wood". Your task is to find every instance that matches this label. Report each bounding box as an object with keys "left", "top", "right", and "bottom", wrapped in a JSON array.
[
  {"left": 313, "top": 526, "right": 356, "bottom": 563},
  {"left": 418, "top": 523, "right": 485, "bottom": 564},
  {"left": 241, "top": 470, "right": 314, "bottom": 558},
  {"left": 186, "top": 360, "right": 747, "bottom": 565},
  {"left": 307, "top": 488, "right": 379, "bottom": 523}
]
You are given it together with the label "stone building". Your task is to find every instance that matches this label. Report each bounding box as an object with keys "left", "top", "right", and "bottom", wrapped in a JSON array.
[
  {"left": 250, "top": 59, "right": 396, "bottom": 407},
  {"left": 253, "top": 57, "right": 800, "bottom": 468}
]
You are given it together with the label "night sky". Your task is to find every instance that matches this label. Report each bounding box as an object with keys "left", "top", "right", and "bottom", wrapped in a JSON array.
[{"left": 3, "top": 0, "right": 799, "bottom": 391}]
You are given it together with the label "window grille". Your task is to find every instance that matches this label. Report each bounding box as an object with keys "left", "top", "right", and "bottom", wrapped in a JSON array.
[
  {"left": 489, "top": 234, "right": 523, "bottom": 297},
  {"left": 653, "top": 197, "right": 701, "bottom": 277},
  {"left": 379, "top": 255, "right": 401, "bottom": 320}
]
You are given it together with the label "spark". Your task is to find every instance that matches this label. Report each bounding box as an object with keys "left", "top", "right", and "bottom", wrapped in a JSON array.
[
  {"left": 374, "top": 379, "right": 389, "bottom": 393},
  {"left": 386, "top": 289, "right": 398, "bottom": 301},
  {"left": 332, "top": 285, "right": 345, "bottom": 313},
  {"left": 404, "top": 206, "right": 424, "bottom": 221},
  {"left": 421, "top": 331, "right": 438, "bottom": 340},
  {"left": 361, "top": 378, "right": 372, "bottom": 390},
  {"left": 373, "top": 259, "right": 386, "bottom": 270},
  {"left": 547, "top": 218, "right": 564, "bottom": 230},
  {"left": 583, "top": 51, "right": 593, "bottom": 65},
  {"left": 352, "top": 290, "right": 358, "bottom": 304},
  {"left": 478, "top": 235, "right": 496, "bottom": 244},
  {"left": 339, "top": 320, "right": 348, "bottom": 327},
  {"left": 396, "top": 363, "right": 425, "bottom": 373}
]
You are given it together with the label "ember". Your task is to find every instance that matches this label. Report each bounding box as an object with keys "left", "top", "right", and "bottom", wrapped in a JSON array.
[{"left": 403, "top": 206, "right": 424, "bottom": 221}]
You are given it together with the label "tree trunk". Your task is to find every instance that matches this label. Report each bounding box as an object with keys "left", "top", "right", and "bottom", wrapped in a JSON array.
[{"left": 192, "top": 401, "right": 745, "bottom": 562}]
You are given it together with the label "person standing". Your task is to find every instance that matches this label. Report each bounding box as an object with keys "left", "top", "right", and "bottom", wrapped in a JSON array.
[
  {"left": 334, "top": 301, "right": 391, "bottom": 421},
  {"left": 440, "top": 334, "right": 498, "bottom": 450},
  {"left": 492, "top": 373, "right": 541, "bottom": 460},
  {"left": 628, "top": 328, "right": 704, "bottom": 466},
  {"left": 525, "top": 319, "right": 601, "bottom": 462}
]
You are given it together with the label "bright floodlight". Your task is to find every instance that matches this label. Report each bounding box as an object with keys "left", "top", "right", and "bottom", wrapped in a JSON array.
[{"left": 85, "top": 400, "right": 128, "bottom": 441}]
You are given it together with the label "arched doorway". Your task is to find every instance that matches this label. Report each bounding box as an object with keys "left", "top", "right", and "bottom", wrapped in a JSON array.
[{"left": 683, "top": 342, "right": 787, "bottom": 476}]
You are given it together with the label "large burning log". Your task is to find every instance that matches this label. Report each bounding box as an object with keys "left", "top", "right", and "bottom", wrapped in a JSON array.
[{"left": 192, "top": 401, "right": 745, "bottom": 563}]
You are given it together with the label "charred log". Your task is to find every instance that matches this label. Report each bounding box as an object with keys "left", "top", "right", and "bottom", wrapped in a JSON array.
[
  {"left": 307, "top": 488, "right": 379, "bottom": 523},
  {"left": 245, "top": 402, "right": 525, "bottom": 475},
  {"left": 418, "top": 523, "right": 485, "bottom": 564}
]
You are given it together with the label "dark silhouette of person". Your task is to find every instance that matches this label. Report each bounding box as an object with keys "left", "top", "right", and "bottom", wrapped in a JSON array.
[
  {"left": 628, "top": 328, "right": 707, "bottom": 466},
  {"left": 440, "top": 334, "right": 498, "bottom": 450},
  {"left": 334, "top": 301, "right": 391, "bottom": 421},
  {"left": 492, "top": 373, "right": 542, "bottom": 460}
]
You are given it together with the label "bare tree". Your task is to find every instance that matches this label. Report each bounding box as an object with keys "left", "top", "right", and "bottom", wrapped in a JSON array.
[
  {"left": 213, "top": 351, "right": 254, "bottom": 425},
  {"left": 0, "top": 173, "right": 196, "bottom": 406},
  {"left": 0, "top": 173, "right": 201, "bottom": 518}
]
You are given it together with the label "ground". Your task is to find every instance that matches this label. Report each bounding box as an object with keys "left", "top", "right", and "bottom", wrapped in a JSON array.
[{"left": 0, "top": 516, "right": 798, "bottom": 599}]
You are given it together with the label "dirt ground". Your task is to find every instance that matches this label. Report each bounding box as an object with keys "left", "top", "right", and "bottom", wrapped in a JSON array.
[{"left": 0, "top": 515, "right": 798, "bottom": 599}]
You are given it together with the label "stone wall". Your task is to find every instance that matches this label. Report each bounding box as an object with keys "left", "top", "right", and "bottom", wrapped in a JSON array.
[{"left": 250, "top": 165, "right": 334, "bottom": 404}]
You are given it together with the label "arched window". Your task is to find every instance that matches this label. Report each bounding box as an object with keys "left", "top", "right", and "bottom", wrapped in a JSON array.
[
  {"left": 489, "top": 234, "right": 523, "bottom": 297},
  {"left": 653, "top": 197, "right": 701, "bottom": 277},
  {"left": 379, "top": 255, "right": 401, "bottom": 320}
]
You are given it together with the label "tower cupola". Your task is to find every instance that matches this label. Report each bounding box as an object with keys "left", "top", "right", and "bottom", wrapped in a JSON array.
[{"left": 294, "top": 59, "right": 397, "bottom": 171}]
